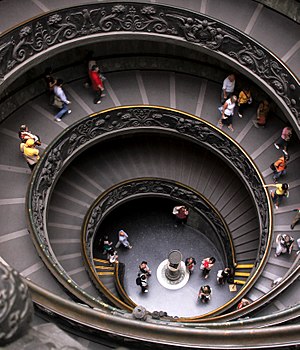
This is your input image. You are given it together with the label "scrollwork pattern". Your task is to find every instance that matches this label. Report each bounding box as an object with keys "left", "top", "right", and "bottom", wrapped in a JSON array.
[
  {"left": 84, "top": 179, "right": 234, "bottom": 268},
  {"left": 229, "top": 43, "right": 292, "bottom": 109},
  {"left": 0, "top": 3, "right": 298, "bottom": 121},
  {"left": 27, "top": 106, "right": 270, "bottom": 309}
]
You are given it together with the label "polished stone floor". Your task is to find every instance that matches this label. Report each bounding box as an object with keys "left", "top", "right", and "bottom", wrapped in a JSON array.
[{"left": 96, "top": 198, "right": 237, "bottom": 317}]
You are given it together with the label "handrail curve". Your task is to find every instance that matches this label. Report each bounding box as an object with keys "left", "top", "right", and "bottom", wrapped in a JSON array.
[
  {"left": 82, "top": 177, "right": 236, "bottom": 316},
  {"left": 27, "top": 105, "right": 272, "bottom": 320},
  {"left": 0, "top": 2, "right": 299, "bottom": 128},
  {"left": 26, "top": 278, "right": 300, "bottom": 348},
  {"left": 179, "top": 253, "right": 300, "bottom": 325},
  {"left": 114, "top": 261, "right": 137, "bottom": 308}
]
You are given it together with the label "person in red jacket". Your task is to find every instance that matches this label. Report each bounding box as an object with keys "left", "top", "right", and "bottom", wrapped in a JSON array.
[
  {"left": 172, "top": 205, "right": 189, "bottom": 226},
  {"left": 89, "top": 65, "right": 104, "bottom": 104}
]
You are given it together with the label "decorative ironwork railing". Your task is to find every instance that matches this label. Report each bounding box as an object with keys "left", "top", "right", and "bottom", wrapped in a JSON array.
[
  {"left": 0, "top": 2, "right": 299, "bottom": 126},
  {"left": 27, "top": 105, "right": 272, "bottom": 316},
  {"left": 82, "top": 178, "right": 235, "bottom": 311},
  {"left": 26, "top": 276, "right": 300, "bottom": 348}
]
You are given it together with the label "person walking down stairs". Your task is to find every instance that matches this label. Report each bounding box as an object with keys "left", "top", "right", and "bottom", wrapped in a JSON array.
[
  {"left": 274, "top": 126, "right": 292, "bottom": 156},
  {"left": 89, "top": 65, "right": 105, "bottom": 104},
  {"left": 264, "top": 183, "right": 289, "bottom": 209},
  {"left": 270, "top": 154, "right": 289, "bottom": 183},
  {"left": 53, "top": 79, "right": 71, "bottom": 122}
]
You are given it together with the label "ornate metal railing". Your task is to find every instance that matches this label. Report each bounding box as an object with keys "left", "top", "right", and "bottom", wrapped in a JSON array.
[
  {"left": 82, "top": 178, "right": 235, "bottom": 313},
  {"left": 0, "top": 2, "right": 299, "bottom": 127},
  {"left": 179, "top": 253, "right": 300, "bottom": 324},
  {"left": 114, "top": 261, "right": 137, "bottom": 308},
  {"left": 26, "top": 278, "right": 300, "bottom": 348},
  {"left": 27, "top": 105, "right": 272, "bottom": 316}
]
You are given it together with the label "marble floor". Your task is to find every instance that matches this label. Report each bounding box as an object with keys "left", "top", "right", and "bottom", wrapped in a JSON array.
[{"left": 96, "top": 197, "right": 238, "bottom": 317}]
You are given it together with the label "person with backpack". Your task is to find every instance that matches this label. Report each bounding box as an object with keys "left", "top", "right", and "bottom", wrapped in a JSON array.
[
  {"left": 136, "top": 273, "right": 148, "bottom": 293},
  {"left": 217, "top": 267, "right": 231, "bottom": 285},
  {"left": 53, "top": 79, "right": 71, "bottom": 122},
  {"left": 139, "top": 261, "right": 151, "bottom": 276},
  {"left": 270, "top": 154, "right": 289, "bottom": 183},
  {"left": 264, "top": 183, "right": 289, "bottom": 209},
  {"left": 274, "top": 234, "right": 294, "bottom": 257},
  {"left": 43, "top": 67, "right": 56, "bottom": 104}
]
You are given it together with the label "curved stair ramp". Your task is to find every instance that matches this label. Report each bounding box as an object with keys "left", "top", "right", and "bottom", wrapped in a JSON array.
[
  {"left": 0, "top": 0, "right": 299, "bottom": 348},
  {"left": 26, "top": 106, "right": 271, "bottom": 321}
]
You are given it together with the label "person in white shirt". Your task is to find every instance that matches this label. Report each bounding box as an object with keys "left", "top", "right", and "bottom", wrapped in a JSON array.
[
  {"left": 218, "top": 95, "right": 237, "bottom": 131},
  {"left": 115, "top": 230, "right": 132, "bottom": 249},
  {"left": 53, "top": 79, "right": 71, "bottom": 122},
  {"left": 221, "top": 74, "right": 235, "bottom": 103}
]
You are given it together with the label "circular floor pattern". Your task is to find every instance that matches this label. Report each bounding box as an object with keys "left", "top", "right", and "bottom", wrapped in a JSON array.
[
  {"left": 96, "top": 198, "right": 237, "bottom": 317},
  {"left": 156, "top": 260, "right": 190, "bottom": 290}
]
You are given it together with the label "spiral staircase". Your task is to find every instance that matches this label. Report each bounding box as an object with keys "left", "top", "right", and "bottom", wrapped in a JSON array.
[{"left": 0, "top": 1, "right": 299, "bottom": 349}]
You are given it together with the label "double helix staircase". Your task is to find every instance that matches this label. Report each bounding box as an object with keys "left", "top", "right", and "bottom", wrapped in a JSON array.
[{"left": 0, "top": 0, "right": 299, "bottom": 348}]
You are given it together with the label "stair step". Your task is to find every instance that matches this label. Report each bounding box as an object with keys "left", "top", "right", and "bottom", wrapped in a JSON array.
[
  {"left": 95, "top": 266, "right": 114, "bottom": 271},
  {"left": 236, "top": 264, "right": 254, "bottom": 269},
  {"left": 93, "top": 258, "right": 110, "bottom": 264},
  {"left": 96, "top": 271, "right": 114, "bottom": 276},
  {"left": 235, "top": 272, "right": 251, "bottom": 277},
  {"left": 234, "top": 279, "right": 246, "bottom": 285}
]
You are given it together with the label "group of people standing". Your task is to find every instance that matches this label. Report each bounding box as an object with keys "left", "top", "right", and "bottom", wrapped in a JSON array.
[
  {"left": 100, "top": 229, "right": 132, "bottom": 265},
  {"left": 218, "top": 74, "right": 253, "bottom": 132},
  {"left": 19, "top": 125, "right": 41, "bottom": 171},
  {"left": 218, "top": 73, "right": 274, "bottom": 131},
  {"left": 268, "top": 126, "right": 293, "bottom": 207},
  {"left": 185, "top": 256, "right": 231, "bottom": 304}
]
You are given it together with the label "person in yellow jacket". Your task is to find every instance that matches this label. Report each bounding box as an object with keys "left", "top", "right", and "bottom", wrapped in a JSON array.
[
  {"left": 264, "top": 183, "right": 289, "bottom": 209},
  {"left": 20, "top": 138, "right": 40, "bottom": 171},
  {"left": 237, "top": 87, "right": 252, "bottom": 118}
]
